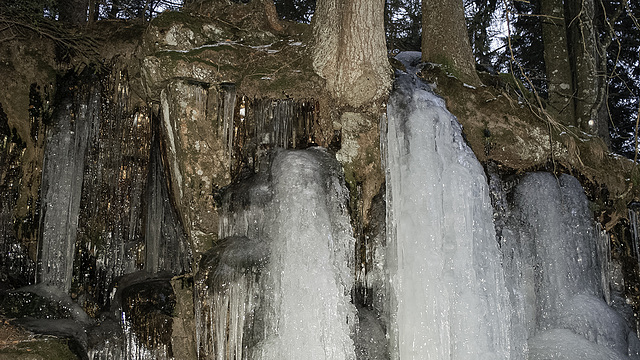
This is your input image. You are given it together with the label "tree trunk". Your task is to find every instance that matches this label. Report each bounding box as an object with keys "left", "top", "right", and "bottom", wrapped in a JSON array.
[
  {"left": 422, "top": 0, "right": 480, "bottom": 86},
  {"left": 541, "top": 0, "right": 575, "bottom": 126},
  {"left": 312, "top": 0, "right": 391, "bottom": 107},
  {"left": 567, "top": 0, "right": 608, "bottom": 141},
  {"left": 312, "top": 0, "right": 389, "bottom": 266}
]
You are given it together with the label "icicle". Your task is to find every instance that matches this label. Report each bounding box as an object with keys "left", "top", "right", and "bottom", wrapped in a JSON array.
[
  {"left": 221, "top": 83, "right": 237, "bottom": 166},
  {"left": 630, "top": 207, "right": 640, "bottom": 272},
  {"left": 596, "top": 223, "right": 612, "bottom": 305},
  {"left": 39, "top": 71, "right": 101, "bottom": 292},
  {"left": 195, "top": 236, "right": 267, "bottom": 360}
]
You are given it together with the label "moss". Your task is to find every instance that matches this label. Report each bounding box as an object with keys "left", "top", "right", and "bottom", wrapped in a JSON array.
[{"left": 430, "top": 54, "right": 460, "bottom": 80}]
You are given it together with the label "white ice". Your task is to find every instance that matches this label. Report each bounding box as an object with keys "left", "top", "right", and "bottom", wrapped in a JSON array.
[{"left": 385, "top": 55, "right": 511, "bottom": 359}]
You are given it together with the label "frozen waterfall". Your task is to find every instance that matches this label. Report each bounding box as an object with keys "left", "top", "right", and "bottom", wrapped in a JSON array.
[
  {"left": 384, "top": 51, "right": 639, "bottom": 360},
  {"left": 196, "top": 148, "right": 356, "bottom": 360},
  {"left": 501, "top": 172, "right": 637, "bottom": 359},
  {"left": 385, "top": 53, "right": 511, "bottom": 359}
]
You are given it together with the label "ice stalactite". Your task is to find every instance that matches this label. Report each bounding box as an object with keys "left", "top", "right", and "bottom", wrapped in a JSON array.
[
  {"left": 195, "top": 236, "right": 268, "bottom": 360},
  {"left": 225, "top": 95, "right": 319, "bottom": 172},
  {"left": 221, "top": 83, "right": 236, "bottom": 168},
  {"left": 385, "top": 52, "right": 511, "bottom": 359},
  {"left": 598, "top": 223, "right": 613, "bottom": 305},
  {"left": 629, "top": 205, "right": 640, "bottom": 274},
  {"left": 196, "top": 148, "right": 356, "bottom": 360},
  {"left": 247, "top": 98, "right": 317, "bottom": 151}
]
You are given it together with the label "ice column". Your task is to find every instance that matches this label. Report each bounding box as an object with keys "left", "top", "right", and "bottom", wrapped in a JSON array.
[
  {"left": 256, "top": 149, "right": 356, "bottom": 360},
  {"left": 505, "top": 173, "right": 632, "bottom": 359},
  {"left": 38, "top": 74, "right": 100, "bottom": 292},
  {"left": 199, "top": 148, "right": 356, "bottom": 359},
  {"left": 385, "top": 70, "right": 511, "bottom": 359}
]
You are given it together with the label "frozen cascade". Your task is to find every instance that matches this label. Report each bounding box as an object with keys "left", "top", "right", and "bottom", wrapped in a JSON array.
[
  {"left": 502, "top": 172, "right": 637, "bottom": 359},
  {"left": 257, "top": 149, "right": 355, "bottom": 360},
  {"left": 385, "top": 52, "right": 511, "bottom": 359},
  {"left": 196, "top": 148, "right": 356, "bottom": 359}
]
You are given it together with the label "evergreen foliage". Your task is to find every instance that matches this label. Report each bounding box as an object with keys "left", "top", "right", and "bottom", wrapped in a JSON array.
[
  {"left": 604, "top": 0, "right": 640, "bottom": 156},
  {"left": 385, "top": 0, "right": 421, "bottom": 52},
  {"left": 274, "top": 0, "right": 315, "bottom": 22}
]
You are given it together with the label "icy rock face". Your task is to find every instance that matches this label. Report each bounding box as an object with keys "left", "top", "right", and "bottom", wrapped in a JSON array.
[
  {"left": 197, "top": 148, "right": 356, "bottom": 360},
  {"left": 354, "top": 187, "right": 387, "bottom": 325},
  {"left": 0, "top": 103, "right": 36, "bottom": 288},
  {"left": 385, "top": 55, "right": 511, "bottom": 359},
  {"left": 73, "top": 70, "right": 153, "bottom": 310},
  {"left": 502, "top": 172, "right": 634, "bottom": 359}
]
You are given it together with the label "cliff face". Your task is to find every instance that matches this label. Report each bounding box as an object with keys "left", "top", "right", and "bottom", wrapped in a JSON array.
[{"left": 1, "top": 10, "right": 640, "bottom": 359}]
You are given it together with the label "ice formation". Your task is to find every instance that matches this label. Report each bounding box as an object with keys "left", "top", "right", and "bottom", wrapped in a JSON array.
[
  {"left": 196, "top": 148, "right": 356, "bottom": 360},
  {"left": 502, "top": 172, "right": 637, "bottom": 359},
  {"left": 39, "top": 73, "right": 101, "bottom": 292},
  {"left": 13, "top": 49, "right": 640, "bottom": 360},
  {"left": 385, "top": 52, "right": 511, "bottom": 359}
]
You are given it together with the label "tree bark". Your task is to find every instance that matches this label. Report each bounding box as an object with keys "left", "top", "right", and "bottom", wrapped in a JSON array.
[
  {"left": 312, "top": 0, "right": 391, "bottom": 107},
  {"left": 541, "top": 0, "right": 576, "bottom": 126},
  {"left": 567, "top": 0, "right": 608, "bottom": 141},
  {"left": 422, "top": 0, "right": 480, "bottom": 86}
]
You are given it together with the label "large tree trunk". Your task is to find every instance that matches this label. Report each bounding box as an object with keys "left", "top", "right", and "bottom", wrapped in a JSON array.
[
  {"left": 312, "top": 0, "right": 391, "bottom": 108},
  {"left": 312, "top": 0, "right": 390, "bottom": 274},
  {"left": 541, "top": 0, "right": 576, "bottom": 126},
  {"left": 422, "top": 0, "right": 480, "bottom": 86},
  {"left": 567, "top": 0, "right": 609, "bottom": 143}
]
